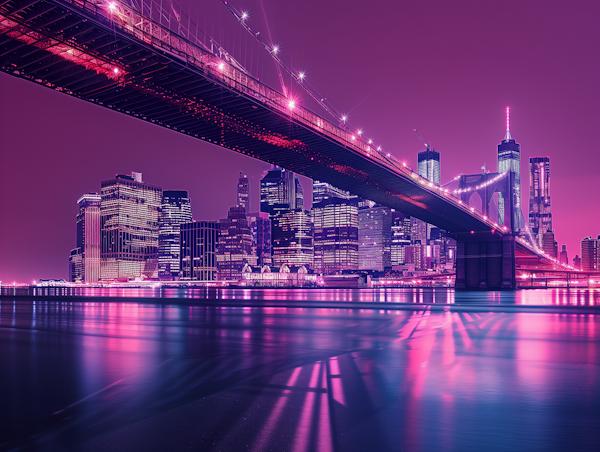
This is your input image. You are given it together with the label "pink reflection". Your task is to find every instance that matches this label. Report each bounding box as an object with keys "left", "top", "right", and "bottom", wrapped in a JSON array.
[{"left": 292, "top": 362, "right": 321, "bottom": 452}]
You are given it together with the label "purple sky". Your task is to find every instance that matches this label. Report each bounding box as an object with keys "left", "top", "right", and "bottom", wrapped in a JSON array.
[{"left": 1, "top": 0, "right": 599, "bottom": 282}]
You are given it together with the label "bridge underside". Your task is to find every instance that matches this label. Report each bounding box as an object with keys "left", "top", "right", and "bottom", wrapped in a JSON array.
[{"left": 1, "top": 0, "right": 501, "bottom": 237}]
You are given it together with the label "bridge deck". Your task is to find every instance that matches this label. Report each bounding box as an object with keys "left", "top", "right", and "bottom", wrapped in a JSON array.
[{"left": 0, "top": 0, "right": 509, "bottom": 236}]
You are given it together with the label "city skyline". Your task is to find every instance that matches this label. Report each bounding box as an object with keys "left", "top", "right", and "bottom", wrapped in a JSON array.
[{"left": 1, "top": 0, "right": 599, "bottom": 282}]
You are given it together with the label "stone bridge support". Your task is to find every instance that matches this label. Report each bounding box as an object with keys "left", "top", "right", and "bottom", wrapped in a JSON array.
[{"left": 455, "top": 234, "right": 515, "bottom": 290}]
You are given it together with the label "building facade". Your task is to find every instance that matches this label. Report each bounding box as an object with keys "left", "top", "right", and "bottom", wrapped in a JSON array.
[
  {"left": 100, "top": 172, "right": 162, "bottom": 280},
  {"left": 217, "top": 206, "right": 257, "bottom": 280},
  {"left": 69, "top": 193, "right": 101, "bottom": 282},
  {"left": 358, "top": 202, "right": 392, "bottom": 272},
  {"left": 417, "top": 148, "right": 440, "bottom": 186},
  {"left": 158, "top": 190, "right": 192, "bottom": 280},
  {"left": 312, "top": 196, "right": 359, "bottom": 274},
  {"left": 529, "top": 157, "right": 552, "bottom": 248},
  {"left": 180, "top": 221, "right": 219, "bottom": 281},
  {"left": 237, "top": 172, "right": 250, "bottom": 215},
  {"left": 260, "top": 168, "right": 298, "bottom": 215},
  {"left": 581, "top": 236, "right": 599, "bottom": 271},
  {"left": 271, "top": 209, "right": 313, "bottom": 269},
  {"left": 248, "top": 211, "right": 272, "bottom": 266}
]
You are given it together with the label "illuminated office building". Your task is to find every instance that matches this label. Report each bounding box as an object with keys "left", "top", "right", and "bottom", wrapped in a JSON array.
[
  {"left": 581, "top": 236, "right": 599, "bottom": 271},
  {"left": 69, "top": 193, "right": 101, "bottom": 283},
  {"left": 271, "top": 209, "right": 313, "bottom": 269},
  {"left": 180, "top": 221, "right": 219, "bottom": 281},
  {"left": 559, "top": 245, "right": 568, "bottom": 266},
  {"left": 418, "top": 148, "right": 440, "bottom": 186},
  {"left": 312, "top": 180, "right": 354, "bottom": 203},
  {"left": 260, "top": 168, "right": 299, "bottom": 215},
  {"left": 358, "top": 201, "right": 392, "bottom": 271},
  {"left": 217, "top": 206, "right": 256, "bottom": 280},
  {"left": 100, "top": 172, "right": 162, "bottom": 280},
  {"left": 312, "top": 196, "right": 359, "bottom": 274},
  {"left": 237, "top": 172, "right": 250, "bottom": 215},
  {"left": 248, "top": 211, "right": 272, "bottom": 266},
  {"left": 528, "top": 157, "right": 552, "bottom": 248},
  {"left": 391, "top": 211, "right": 411, "bottom": 267},
  {"left": 158, "top": 190, "right": 192, "bottom": 280}
]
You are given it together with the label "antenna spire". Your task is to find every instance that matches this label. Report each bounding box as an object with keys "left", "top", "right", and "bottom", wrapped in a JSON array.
[{"left": 504, "top": 106, "right": 512, "bottom": 141}]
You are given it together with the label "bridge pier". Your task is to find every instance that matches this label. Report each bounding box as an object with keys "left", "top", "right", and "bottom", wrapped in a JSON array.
[{"left": 455, "top": 234, "right": 515, "bottom": 290}]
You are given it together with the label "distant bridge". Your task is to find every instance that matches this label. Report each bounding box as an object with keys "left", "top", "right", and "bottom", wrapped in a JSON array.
[{"left": 0, "top": 0, "right": 570, "bottom": 288}]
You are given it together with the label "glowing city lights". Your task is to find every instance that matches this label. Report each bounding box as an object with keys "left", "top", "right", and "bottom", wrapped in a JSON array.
[
  {"left": 218, "top": 62, "right": 224, "bottom": 71},
  {"left": 288, "top": 100, "right": 295, "bottom": 109},
  {"left": 108, "top": 2, "right": 116, "bottom": 11}
]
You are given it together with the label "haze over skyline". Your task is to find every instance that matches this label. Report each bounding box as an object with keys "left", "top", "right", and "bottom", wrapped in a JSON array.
[{"left": 1, "top": 0, "right": 599, "bottom": 282}]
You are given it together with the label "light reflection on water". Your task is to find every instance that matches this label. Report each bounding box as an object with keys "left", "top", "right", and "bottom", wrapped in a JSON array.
[{"left": 22, "top": 286, "right": 600, "bottom": 306}]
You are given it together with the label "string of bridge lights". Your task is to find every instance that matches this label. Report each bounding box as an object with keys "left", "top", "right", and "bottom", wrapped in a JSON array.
[{"left": 221, "top": 2, "right": 397, "bottom": 161}]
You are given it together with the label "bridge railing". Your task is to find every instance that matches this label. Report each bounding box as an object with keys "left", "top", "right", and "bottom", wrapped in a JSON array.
[{"left": 61, "top": 0, "right": 508, "bottom": 232}]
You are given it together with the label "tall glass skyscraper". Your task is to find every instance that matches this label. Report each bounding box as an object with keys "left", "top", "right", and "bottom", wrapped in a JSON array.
[
  {"left": 248, "top": 211, "right": 272, "bottom": 266},
  {"left": 528, "top": 157, "right": 552, "bottom": 248},
  {"left": 100, "top": 172, "right": 162, "bottom": 281},
  {"left": 180, "top": 221, "right": 219, "bottom": 281},
  {"left": 312, "top": 196, "right": 359, "bottom": 274},
  {"left": 417, "top": 148, "right": 440, "bottom": 185},
  {"left": 581, "top": 236, "right": 599, "bottom": 271},
  {"left": 358, "top": 201, "right": 392, "bottom": 271},
  {"left": 217, "top": 206, "right": 257, "bottom": 280},
  {"left": 69, "top": 193, "right": 101, "bottom": 283},
  {"left": 158, "top": 190, "right": 192, "bottom": 280},
  {"left": 260, "top": 168, "right": 298, "bottom": 215},
  {"left": 237, "top": 172, "right": 250, "bottom": 215},
  {"left": 271, "top": 209, "right": 313, "bottom": 269},
  {"left": 497, "top": 107, "right": 522, "bottom": 231},
  {"left": 391, "top": 211, "right": 411, "bottom": 267}
]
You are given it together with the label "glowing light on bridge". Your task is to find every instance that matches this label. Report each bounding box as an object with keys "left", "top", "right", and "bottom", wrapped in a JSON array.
[
  {"left": 113, "top": 67, "right": 119, "bottom": 74},
  {"left": 299, "top": 72, "right": 305, "bottom": 80},
  {"left": 272, "top": 46, "right": 279, "bottom": 54},
  {"left": 341, "top": 115, "right": 347, "bottom": 122},
  {"left": 357, "top": 130, "right": 362, "bottom": 136},
  {"left": 288, "top": 100, "right": 296, "bottom": 109},
  {"left": 241, "top": 12, "right": 248, "bottom": 20},
  {"left": 218, "top": 62, "right": 225, "bottom": 71},
  {"left": 108, "top": 2, "right": 117, "bottom": 12}
]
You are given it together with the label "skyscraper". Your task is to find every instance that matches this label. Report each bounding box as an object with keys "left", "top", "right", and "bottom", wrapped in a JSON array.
[
  {"left": 237, "top": 172, "right": 250, "bottom": 215},
  {"left": 271, "top": 209, "right": 313, "bottom": 269},
  {"left": 158, "top": 190, "right": 192, "bottom": 281},
  {"left": 180, "top": 221, "right": 219, "bottom": 281},
  {"left": 260, "top": 168, "right": 297, "bottom": 215},
  {"left": 417, "top": 148, "right": 440, "bottom": 185},
  {"left": 68, "top": 193, "right": 101, "bottom": 283},
  {"left": 217, "top": 206, "right": 257, "bottom": 280},
  {"left": 391, "top": 211, "right": 411, "bottom": 268},
  {"left": 559, "top": 245, "right": 568, "bottom": 266},
  {"left": 312, "top": 196, "right": 359, "bottom": 274},
  {"left": 528, "top": 157, "right": 552, "bottom": 248},
  {"left": 358, "top": 201, "right": 392, "bottom": 272},
  {"left": 100, "top": 172, "right": 162, "bottom": 281},
  {"left": 581, "top": 236, "right": 599, "bottom": 271},
  {"left": 497, "top": 107, "right": 522, "bottom": 231},
  {"left": 248, "top": 212, "right": 272, "bottom": 266},
  {"left": 312, "top": 181, "right": 353, "bottom": 203}
]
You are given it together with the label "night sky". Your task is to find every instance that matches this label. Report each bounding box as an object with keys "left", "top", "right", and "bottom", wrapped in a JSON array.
[{"left": 1, "top": 0, "right": 599, "bottom": 282}]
